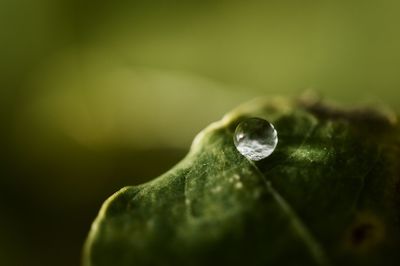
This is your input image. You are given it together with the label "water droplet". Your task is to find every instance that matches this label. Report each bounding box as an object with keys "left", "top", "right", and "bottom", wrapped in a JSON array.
[{"left": 233, "top": 117, "right": 278, "bottom": 161}]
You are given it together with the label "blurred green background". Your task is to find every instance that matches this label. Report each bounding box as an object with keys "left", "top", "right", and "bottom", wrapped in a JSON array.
[{"left": 1, "top": 1, "right": 399, "bottom": 265}]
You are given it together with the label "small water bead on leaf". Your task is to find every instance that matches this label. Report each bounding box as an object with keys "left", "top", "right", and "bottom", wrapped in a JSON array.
[{"left": 233, "top": 117, "right": 278, "bottom": 161}]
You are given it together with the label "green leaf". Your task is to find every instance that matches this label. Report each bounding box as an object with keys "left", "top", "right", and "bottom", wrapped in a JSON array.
[{"left": 83, "top": 98, "right": 400, "bottom": 266}]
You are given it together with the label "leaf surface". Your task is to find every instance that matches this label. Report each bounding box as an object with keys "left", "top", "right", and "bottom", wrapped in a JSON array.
[{"left": 83, "top": 98, "right": 400, "bottom": 266}]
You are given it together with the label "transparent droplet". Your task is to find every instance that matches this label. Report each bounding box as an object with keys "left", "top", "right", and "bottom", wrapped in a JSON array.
[{"left": 233, "top": 117, "right": 278, "bottom": 161}]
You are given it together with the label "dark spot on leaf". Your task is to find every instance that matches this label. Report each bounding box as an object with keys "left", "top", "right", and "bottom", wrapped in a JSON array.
[
  {"left": 344, "top": 213, "right": 385, "bottom": 253},
  {"left": 351, "top": 223, "right": 375, "bottom": 246}
]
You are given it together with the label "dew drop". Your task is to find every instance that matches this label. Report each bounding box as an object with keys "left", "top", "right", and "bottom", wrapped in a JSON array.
[{"left": 233, "top": 117, "right": 278, "bottom": 161}]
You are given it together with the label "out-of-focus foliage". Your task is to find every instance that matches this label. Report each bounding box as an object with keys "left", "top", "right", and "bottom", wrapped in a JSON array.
[{"left": 1, "top": 1, "right": 400, "bottom": 265}]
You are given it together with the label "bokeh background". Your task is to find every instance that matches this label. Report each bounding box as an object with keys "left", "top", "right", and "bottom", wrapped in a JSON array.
[{"left": 1, "top": 1, "right": 399, "bottom": 265}]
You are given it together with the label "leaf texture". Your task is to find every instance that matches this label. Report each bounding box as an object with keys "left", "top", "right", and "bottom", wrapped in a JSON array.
[{"left": 83, "top": 98, "right": 400, "bottom": 266}]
